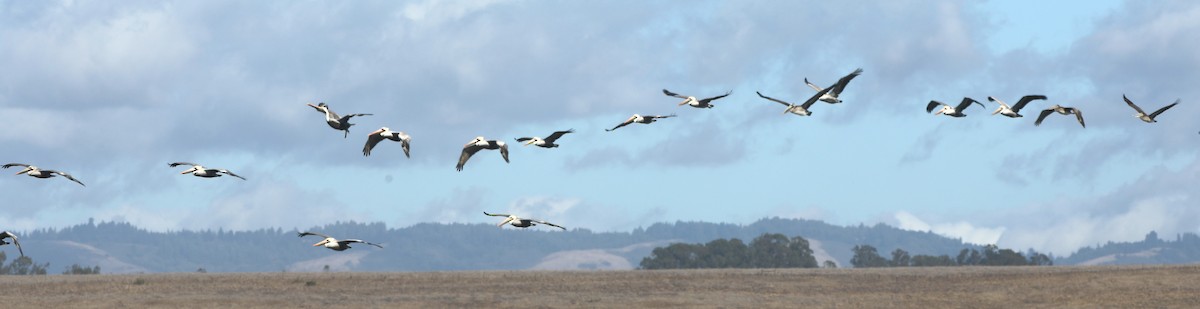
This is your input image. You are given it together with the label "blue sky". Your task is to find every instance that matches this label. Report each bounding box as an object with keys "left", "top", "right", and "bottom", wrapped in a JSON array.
[{"left": 1, "top": 0, "right": 1197, "bottom": 255}]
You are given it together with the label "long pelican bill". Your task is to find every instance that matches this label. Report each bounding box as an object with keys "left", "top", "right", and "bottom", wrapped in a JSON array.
[{"left": 524, "top": 140, "right": 536, "bottom": 146}]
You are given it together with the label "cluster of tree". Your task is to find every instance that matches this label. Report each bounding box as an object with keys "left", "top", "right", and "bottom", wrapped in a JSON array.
[
  {"left": 1058, "top": 231, "right": 1200, "bottom": 265},
  {"left": 639, "top": 233, "right": 818, "bottom": 269},
  {"left": 62, "top": 264, "right": 101, "bottom": 275},
  {"left": 0, "top": 252, "right": 49, "bottom": 275},
  {"left": 850, "top": 244, "right": 1052, "bottom": 268}
]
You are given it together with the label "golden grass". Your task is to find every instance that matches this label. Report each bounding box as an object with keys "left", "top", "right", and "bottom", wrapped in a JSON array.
[{"left": 2, "top": 265, "right": 1199, "bottom": 308}]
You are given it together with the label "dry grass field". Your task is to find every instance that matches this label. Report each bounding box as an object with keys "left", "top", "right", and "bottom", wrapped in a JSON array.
[{"left": 2, "top": 265, "right": 1199, "bottom": 308}]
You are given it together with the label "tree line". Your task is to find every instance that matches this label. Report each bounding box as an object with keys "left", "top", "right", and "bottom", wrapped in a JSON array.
[
  {"left": 851, "top": 244, "right": 1052, "bottom": 267},
  {"left": 640, "top": 233, "right": 820, "bottom": 269}
]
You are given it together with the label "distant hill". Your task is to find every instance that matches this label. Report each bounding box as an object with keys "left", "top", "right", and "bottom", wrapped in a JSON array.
[
  {"left": 12, "top": 217, "right": 983, "bottom": 273},
  {"left": 1056, "top": 231, "right": 1200, "bottom": 266}
]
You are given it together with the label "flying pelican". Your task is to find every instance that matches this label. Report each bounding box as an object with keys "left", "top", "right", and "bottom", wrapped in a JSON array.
[
  {"left": 457, "top": 136, "right": 509, "bottom": 171},
  {"left": 1123, "top": 95, "right": 1179, "bottom": 123},
  {"left": 363, "top": 127, "right": 411, "bottom": 157},
  {"left": 754, "top": 83, "right": 834, "bottom": 116},
  {"left": 662, "top": 89, "right": 731, "bottom": 108},
  {"left": 1034, "top": 105, "right": 1086, "bottom": 128},
  {"left": 168, "top": 162, "right": 246, "bottom": 180},
  {"left": 927, "top": 97, "right": 984, "bottom": 117},
  {"left": 306, "top": 102, "right": 373, "bottom": 138},
  {"left": 605, "top": 114, "right": 676, "bottom": 132},
  {"left": 2, "top": 163, "right": 84, "bottom": 186},
  {"left": 483, "top": 212, "right": 566, "bottom": 230},
  {"left": 515, "top": 129, "right": 574, "bottom": 148},
  {"left": 0, "top": 231, "right": 23, "bottom": 257},
  {"left": 298, "top": 232, "right": 383, "bottom": 251},
  {"left": 989, "top": 95, "right": 1047, "bottom": 118},
  {"left": 805, "top": 68, "right": 864, "bottom": 104}
]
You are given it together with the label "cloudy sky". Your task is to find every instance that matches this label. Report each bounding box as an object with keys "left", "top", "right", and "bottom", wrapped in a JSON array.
[{"left": 1, "top": 0, "right": 1196, "bottom": 255}]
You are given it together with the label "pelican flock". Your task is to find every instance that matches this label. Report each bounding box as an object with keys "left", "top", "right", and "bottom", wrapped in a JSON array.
[
  {"left": 1123, "top": 94, "right": 1179, "bottom": 123},
  {"left": 1035, "top": 105, "right": 1086, "bottom": 128},
  {"left": 2, "top": 163, "right": 85, "bottom": 186},
  {"left": 605, "top": 114, "right": 676, "bottom": 131},
  {"left": 927, "top": 97, "right": 985, "bottom": 117},
  {"left": 805, "top": 68, "right": 864, "bottom": 104},
  {"left": 484, "top": 212, "right": 566, "bottom": 230},
  {"left": 363, "top": 127, "right": 412, "bottom": 157},
  {"left": 754, "top": 83, "right": 834, "bottom": 116},
  {"left": 298, "top": 232, "right": 383, "bottom": 251},
  {"left": 516, "top": 129, "right": 574, "bottom": 148},
  {"left": 307, "top": 102, "right": 373, "bottom": 138},
  {"left": 662, "top": 89, "right": 731, "bottom": 108},
  {"left": 169, "top": 162, "right": 246, "bottom": 180},
  {"left": 989, "top": 95, "right": 1047, "bottom": 118},
  {"left": 0, "top": 231, "right": 23, "bottom": 257},
  {"left": 457, "top": 136, "right": 509, "bottom": 171}
]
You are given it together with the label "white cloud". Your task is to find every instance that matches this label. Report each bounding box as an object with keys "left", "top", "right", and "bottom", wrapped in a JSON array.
[{"left": 894, "top": 211, "right": 1005, "bottom": 245}]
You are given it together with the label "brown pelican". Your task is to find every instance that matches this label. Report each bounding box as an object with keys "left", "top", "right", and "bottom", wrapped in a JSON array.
[
  {"left": 754, "top": 83, "right": 834, "bottom": 116},
  {"left": 1123, "top": 95, "right": 1179, "bottom": 123},
  {"left": 483, "top": 212, "right": 566, "bottom": 230},
  {"left": 662, "top": 89, "right": 731, "bottom": 108},
  {"left": 927, "top": 97, "right": 984, "bottom": 117},
  {"left": 605, "top": 114, "right": 676, "bottom": 132},
  {"left": 306, "top": 102, "right": 373, "bottom": 138},
  {"left": 457, "top": 136, "right": 509, "bottom": 171},
  {"left": 805, "top": 68, "right": 863, "bottom": 103},
  {"left": 515, "top": 129, "right": 574, "bottom": 148},
  {"left": 298, "top": 232, "right": 382, "bottom": 251},
  {"left": 2, "top": 163, "right": 84, "bottom": 186},
  {"left": 989, "top": 95, "right": 1047, "bottom": 118},
  {"left": 363, "top": 127, "right": 411, "bottom": 158},
  {"left": 1035, "top": 105, "right": 1086, "bottom": 128},
  {"left": 168, "top": 162, "right": 246, "bottom": 180},
  {"left": 0, "top": 231, "right": 23, "bottom": 257}
]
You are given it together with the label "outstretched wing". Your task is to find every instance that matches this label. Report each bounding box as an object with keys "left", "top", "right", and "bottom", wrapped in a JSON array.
[
  {"left": 698, "top": 91, "right": 731, "bottom": 104},
  {"left": 1149, "top": 100, "right": 1179, "bottom": 119},
  {"left": 397, "top": 133, "right": 412, "bottom": 158},
  {"left": 534, "top": 220, "right": 566, "bottom": 231},
  {"left": 955, "top": 97, "right": 983, "bottom": 112},
  {"left": 49, "top": 170, "right": 85, "bottom": 187},
  {"left": 457, "top": 144, "right": 484, "bottom": 171},
  {"left": 218, "top": 170, "right": 246, "bottom": 180},
  {"left": 168, "top": 162, "right": 200, "bottom": 168},
  {"left": 830, "top": 68, "right": 863, "bottom": 94},
  {"left": 1011, "top": 95, "right": 1047, "bottom": 112},
  {"left": 342, "top": 239, "right": 383, "bottom": 249},
  {"left": 926, "top": 101, "right": 944, "bottom": 113},
  {"left": 800, "top": 84, "right": 836, "bottom": 109},
  {"left": 605, "top": 116, "right": 637, "bottom": 132},
  {"left": 2, "top": 163, "right": 30, "bottom": 169},
  {"left": 544, "top": 129, "right": 574, "bottom": 143},
  {"left": 1034, "top": 109, "right": 1054, "bottom": 126},
  {"left": 1068, "top": 108, "right": 1086, "bottom": 128},
  {"left": 803, "top": 78, "right": 824, "bottom": 92},
  {"left": 662, "top": 89, "right": 688, "bottom": 99},
  {"left": 363, "top": 129, "right": 386, "bottom": 157},
  {"left": 298, "top": 231, "right": 331, "bottom": 239},
  {"left": 341, "top": 113, "right": 373, "bottom": 121},
  {"left": 515, "top": 137, "right": 534, "bottom": 142},
  {"left": 1123, "top": 94, "right": 1146, "bottom": 115},
  {"left": 756, "top": 91, "right": 793, "bottom": 107},
  {"left": 483, "top": 211, "right": 511, "bottom": 217},
  {"left": 986, "top": 96, "right": 1009, "bottom": 109},
  {"left": 652, "top": 114, "right": 677, "bottom": 119},
  {"left": 498, "top": 142, "right": 510, "bottom": 163},
  {"left": 1, "top": 231, "right": 22, "bottom": 256}
]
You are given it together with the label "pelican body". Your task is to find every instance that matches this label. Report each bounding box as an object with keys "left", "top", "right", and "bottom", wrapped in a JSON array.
[
  {"left": 457, "top": 136, "right": 509, "bottom": 171},
  {"left": 516, "top": 129, "right": 573, "bottom": 148},
  {"left": 298, "top": 232, "right": 383, "bottom": 251},
  {"left": 169, "top": 162, "right": 246, "bottom": 180},
  {"left": 605, "top": 114, "right": 675, "bottom": 131},
  {"left": 805, "top": 68, "right": 863, "bottom": 104},
  {"left": 755, "top": 82, "right": 835, "bottom": 117},
  {"left": 662, "top": 89, "right": 731, "bottom": 108},
  {"left": 927, "top": 97, "right": 984, "bottom": 117},
  {"left": 307, "top": 102, "right": 373, "bottom": 138},
  {"left": 1035, "top": 105, "right": 1086, "bottom": 128},
  {"left": 363, "top": 127, "right": 412, "bottom": 157},
  {"left": 483, "top": 212, "right": 566, "bottom": 230},
  {"left": 989, "top": 95, "right": 1047, "bottom": 118},
  {"left": 1123, "top": 95, "right": 1178, "bottom": 123},
  {"left": 0, "top": 231, "right": 23, "bottom": 257},
  {"left": 2, "top": 163, "right": 85, "bottom": 186}
]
